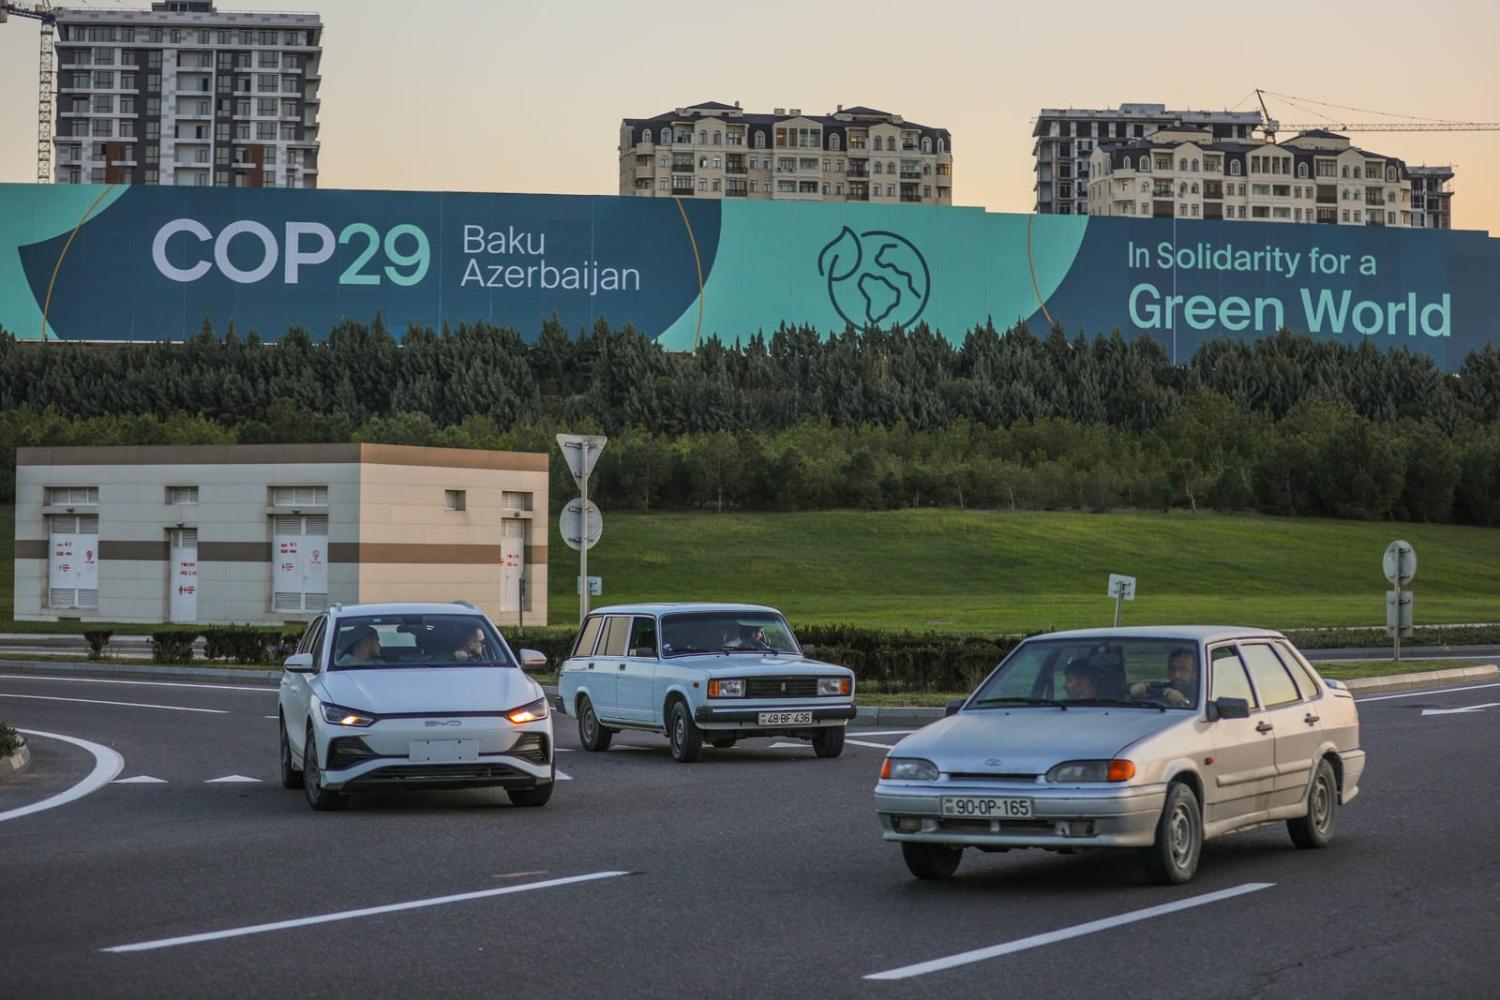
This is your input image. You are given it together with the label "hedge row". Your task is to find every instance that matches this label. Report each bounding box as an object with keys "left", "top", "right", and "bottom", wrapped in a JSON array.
[{"left": 149, "top": 626, "right": 301, "bottom": 665}]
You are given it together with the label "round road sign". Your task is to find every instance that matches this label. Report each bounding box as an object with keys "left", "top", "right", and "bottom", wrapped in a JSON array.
[
  {"left": 559, "top": 499, "right": 603, "bottom": 552},
  {"left": 1383, "top": 540, "right": 1416, "bottom": 585}
]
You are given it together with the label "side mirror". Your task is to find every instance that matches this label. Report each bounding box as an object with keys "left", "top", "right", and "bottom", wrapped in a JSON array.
[
  {"left": 1209, "top": 696, "right": 1250, "bottom": 721},
  {"left": 519, "top": 648, "right": 547, "bottom": 670},
  {"left": 629, "top": 646, "right": 656, "bottom": 659},
  {"left": 283, "top": 652, "right": 314, "bottom": 673},
  {"left": 945, "top": 698, "right": 966, "bottom": 718}
]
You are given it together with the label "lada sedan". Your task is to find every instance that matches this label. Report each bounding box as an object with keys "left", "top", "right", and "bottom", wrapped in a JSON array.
[
  {"left": 874, "top": 627, "right": 1365, "bottom": 884},
  {"left": 277, "top": 602, "right": 555, "bottom": 811},
  {"left": 557, "top": 603, "right": 857, "bottom": 762}
]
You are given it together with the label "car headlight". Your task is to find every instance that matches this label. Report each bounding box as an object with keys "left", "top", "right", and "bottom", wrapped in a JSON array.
[
  {"left": 321, "top": 703, "right": 376, "bottom": 727},
  {"left": 880, "top": 757, "right": 940, "bottom": 781},
  {"left": 505, "top": 697, "right": 549, "bottom": 724},
  {"left": 707, "top": 678, "right": 745, "bottom": 698},
  {"left": 817, "top": 676, "right": 851, "bottom": 697},
  {"left": 1045, "top": 759, "right": 1136, "bottom": 783}
]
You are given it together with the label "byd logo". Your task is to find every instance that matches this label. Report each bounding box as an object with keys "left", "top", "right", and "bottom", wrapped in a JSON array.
[{"left": 151, "top": 218, "right": 431, "bottom": 287}]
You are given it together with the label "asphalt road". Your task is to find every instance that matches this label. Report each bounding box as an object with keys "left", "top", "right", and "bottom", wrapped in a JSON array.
[{"left": 1, "top": 669, "right": 1497, "bottom": 999}]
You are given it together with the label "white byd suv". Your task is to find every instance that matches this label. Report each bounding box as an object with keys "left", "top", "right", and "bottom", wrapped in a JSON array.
[{"left": 277, "top": 602, "right": 555, "bottom": 811}]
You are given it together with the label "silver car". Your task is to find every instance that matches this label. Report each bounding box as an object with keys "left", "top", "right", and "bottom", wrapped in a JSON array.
[{"left": 874, "top": 626, "right": 1365, "bottom": 884}]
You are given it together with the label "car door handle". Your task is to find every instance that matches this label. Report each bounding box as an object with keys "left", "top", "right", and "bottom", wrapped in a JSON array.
[
  {"left": 618, "top": 663, "right": 627, "bottom": 671},
  {"left": 1256, "top": 721, "right": 1274, "bottom": 733},
  {"left": 1304, "top": 713, "right": 1320, "bottom": 725},
  {"left": 587, "top": 662, "right": 594, "bottom": 670}
]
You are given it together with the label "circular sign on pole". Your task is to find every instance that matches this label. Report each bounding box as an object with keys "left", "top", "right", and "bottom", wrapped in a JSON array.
[
  {"left": 559, "top": 499, "right": 603, "bottom": 552},
  {"left": 1383, "top": 540, "right": 1416, "bottom": 586}
]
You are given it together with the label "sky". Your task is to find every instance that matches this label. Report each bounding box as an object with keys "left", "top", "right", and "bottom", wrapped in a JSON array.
[{"left": 1, "top": 0, "right": 1498, "bottom": 233}]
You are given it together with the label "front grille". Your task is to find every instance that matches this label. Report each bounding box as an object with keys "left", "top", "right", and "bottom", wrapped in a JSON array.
[
  {"left": 327, "top": 736, "right": 384, "bottom": 770},
  {"left": 947, "top": 773, "right": 1038, "bottom": 783},
  {"left": 939, "top": 818, "right": 1055, "bottom": 834},
  {"left": 746, "top": 676, "right": 818, "bottom": 699},
  {"left": 501, "top": 733, "right": 550, "bottom": 764},
  {"left": 355, "top": 763, "right": 525, "bottom": 783}
]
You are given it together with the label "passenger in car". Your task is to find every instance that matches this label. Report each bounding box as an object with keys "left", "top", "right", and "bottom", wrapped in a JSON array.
[
  {"left": 335, "top": 624, "right": 382, "bottom": 666},
  {"left": 1063, "top": 660, "right": 1100, "bottom": 700}
]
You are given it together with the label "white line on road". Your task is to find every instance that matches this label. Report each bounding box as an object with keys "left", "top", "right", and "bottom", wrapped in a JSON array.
[
  {"left": 556, "top": 770, "right": 573, "bottom": 781},
  {"left": 0, "top": 674, "right": 275, "bottom": 694},
  {"left": 0, "top": 730, "right": 124, "bottom": 823},
  {"left": 850, "top": 730, "right": 917, "bottom": 736},
  {"left": 864, "top": 882, "right": 1275, "bottom": 981},
  {"left": 0, "top": 692, "right": 227, "bottom": 714},
  {"left": 101, "top": 870, "right": 630, "bottom": 954},
  {"left": 1420, "top": 702, "right": 1500, "bottom": 716},
  {"left": 846, "top": 739, "right": 897, "bottom": 750},
  {"left": 1357, "top": 682, "right": 1500, "bottom": 703}
]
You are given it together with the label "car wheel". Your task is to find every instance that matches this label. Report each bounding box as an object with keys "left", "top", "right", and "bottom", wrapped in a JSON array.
[
  {"left": 577, "top": 695, "right": 613, "bottom": 752},
  {"left": 901, "top": 842, "right": 963, "bottom": 879},
  {"left": 507, "top": 763, "right": 555, "bottom": 808},
  {"left": 668, "top": 700, "right": 703, "bottom": 763},
  {"left": 302, "top": 724, "right": 346, "bottom": 812},
  {"left": 278, "top": 715, "right": 303, "bottom": 789},
  {"left": 1287, "top": 758, "right": 1338, "bottom": 849},
  {"left": 811, "top": 726, "right": 845, "bottom": 758},
  {"left": 1140, "top": 781, "right": 1201, "bottom": 885},
  {"left": 710, "top": 737, "right": 737, "bottom": 749}
]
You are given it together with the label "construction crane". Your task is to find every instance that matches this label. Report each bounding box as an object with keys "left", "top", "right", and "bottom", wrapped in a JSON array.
[
  {"left": 1, "top": 2, "right": 57, "bottom": 182},
  {"left": 1255, "top": 89, "right": 1499, "bottom": 142}
]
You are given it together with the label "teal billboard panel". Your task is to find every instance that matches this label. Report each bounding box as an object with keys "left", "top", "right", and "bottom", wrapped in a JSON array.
[{"left": 0, "top": 182, "right": 1495, "bottom": 369}]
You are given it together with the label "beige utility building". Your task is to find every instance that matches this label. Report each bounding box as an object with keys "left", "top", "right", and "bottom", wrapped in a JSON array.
[
  {"left": 619, "top": 101, "right": 953, "bottom": 205},
  {"left": 1086, "top": 128, "right": 1416, "bottom": 226},
  {"left": 12, "top": 444, "right": 548, "bottom": 626}
]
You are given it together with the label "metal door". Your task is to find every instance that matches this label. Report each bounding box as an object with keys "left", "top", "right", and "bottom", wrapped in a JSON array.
[{"left": 169, "top": 528, "right": 198, "bottom": 623}]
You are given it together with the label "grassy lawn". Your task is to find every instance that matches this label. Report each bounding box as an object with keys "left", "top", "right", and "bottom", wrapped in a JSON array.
[
  {"left": 6, "top": 504, "right": 1499, "bottom": 636},
  {"left": 546, "top": 509, "right": 1500, "bottom": 634}
]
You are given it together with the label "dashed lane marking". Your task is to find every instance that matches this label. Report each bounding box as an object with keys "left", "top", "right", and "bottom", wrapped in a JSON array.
[
  {"left": 0, "top": 674, "right": 274, "bottom": 694},
  {"left": 0, "top": 692, "right": 227, "bottom": 714},
  {"left": 1358, "top": 681, "right": 1500, "bottom": 703}
]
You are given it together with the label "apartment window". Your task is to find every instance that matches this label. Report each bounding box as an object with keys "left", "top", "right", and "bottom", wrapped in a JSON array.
[
  {"left": 284, "top": 30, "right": 302, "bottom": 45},
  {"left": 829, "top": 134, "right": 841, "bottom": 151},
  {"left": 1230, "top": 161, "right": 1241, "bottom": 176},
  {"left": 1273, "top": 207, "right": 1291, "bottom": 219},
  {"left": 259, "top": 51, "right": 280, "bottom": 68},
  {"left": 937, "top": 139, "right": 945, "bottom": 153},
  {"left": 280, "top": 124, "right": 297, "bottom": 140},
  {"left": 1342, "top": 210, "right": 1350, "bottom": 222},
  {"left": 257, "top": 122, "right": 276, "bottom": 140},
  {"left": 658, "top": 178, "right": 668, "bottom": 191},
  {"left": 1252, "top": 206, "right": 1270, "bottom": 219},
  {"left": 445, "top": 490, "right": 467, "bottom": 511},
  {"left": 697, "top": 177, "right": 707, "bottom": 191},
  {"left": 754, "top": 132, "right": 765, "bottom": 148},
  {"left": 712, "top": 130, "right": 721, "bottom": 145},
  {"left": 166, "top": 486, "right": 199, "bottom": 505}
]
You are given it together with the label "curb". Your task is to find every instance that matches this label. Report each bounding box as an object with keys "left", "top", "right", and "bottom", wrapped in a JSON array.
[
  {"left": 0, "top": 660, "right": 279, "bottom": 686},
  {"left": 1341, "top": 663, "right": 1498, "bottom": 696},
  {"left": 0, "top": 740, "right": 32, "bottom": 782}
]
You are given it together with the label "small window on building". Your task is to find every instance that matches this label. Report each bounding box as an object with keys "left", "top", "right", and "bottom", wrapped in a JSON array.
[
  {"left": 501, "top": 491, "right": 533, "bottom": 512},
  {"left": 270, "top": 485, "right": 328, "bottom": 508},
  {"left": 166, "top": 486, "right": 199, "bottom": 505},
  {"left": 445, "top": 490, "right": 467, "bottom": 511},
  {"left": 47, "top": 486, "right": 100, "bottom": 506}
]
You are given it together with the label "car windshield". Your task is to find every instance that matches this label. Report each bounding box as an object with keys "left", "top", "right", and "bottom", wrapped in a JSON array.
[
  {"left": 328, "top": 614, "right": 517, "bottom": 671},
  {"left": 970, "top": 638, "right": 1201, "bottom": 709},
  {"left": 660, "top": 611, "right": 800, "bottom": 657}
]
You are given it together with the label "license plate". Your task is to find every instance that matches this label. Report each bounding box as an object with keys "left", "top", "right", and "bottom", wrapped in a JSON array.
[
  {"left": 941, "top": 796, "right": 1033, "bottom": 819},
  {"left": 757, "top": 711, "right": 813, "bottom": 726},
  {"left": 408, "top": 739, "right": 478, "bottom": 763}
]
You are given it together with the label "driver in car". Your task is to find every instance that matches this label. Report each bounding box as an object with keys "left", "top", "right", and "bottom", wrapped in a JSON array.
[
  {"left": 737, "top": 623, "right": 772, "bottom": 651},
  {"left": 451, "top": 626, "right": 487, "bottom": 662},
  {"left": 336, "top": 624, "right": 382, "bottom": 666},
  {"left": 1129, "top": 648, "right": 1198, "bottom": 707}
]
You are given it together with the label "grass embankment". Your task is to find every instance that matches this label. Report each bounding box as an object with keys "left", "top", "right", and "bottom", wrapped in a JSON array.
[{"left": 4, "top": 504, "right": 1499, "bottom": 635}]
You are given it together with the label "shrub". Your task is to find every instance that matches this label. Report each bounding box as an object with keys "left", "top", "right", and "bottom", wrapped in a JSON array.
[
  {"left": 82, "top": 630, "right": 113, "bottom": 660},
  {"left": 150, "top": 629, "right": 199, "bottom": 664},
  {"left": 0, "top": 721, "right": 20, "bottom": 756},
  {"left": 202, "top": 626, "right": 279, "bottom": 664}
]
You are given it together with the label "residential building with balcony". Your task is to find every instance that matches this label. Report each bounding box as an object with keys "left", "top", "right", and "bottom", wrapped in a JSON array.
[
  {"left": 1033, "top": 103, "right": 1262, "bottom": 215},
  {"left": 1408, "top": 166, "right": 1454, "bottom": 229},
  {"left": 51, "top": 1, "right": 322, "bottom": 188},
  {"left": 1085, "top": 128, "right": 1416, "bottom": 227},
  {"left": 619, "top": 101, "right": 953, "bottom": 204}
]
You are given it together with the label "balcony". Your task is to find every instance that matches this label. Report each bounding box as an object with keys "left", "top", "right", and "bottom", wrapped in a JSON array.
[
  {"left": 900, "top": 194, "right": 924, "bottom": 203},
  {"left": 846, "top": 190, "right": 869, "bottom": 202},
  {"left": 726, "top": 164, "right": 746, "bottom": 175},
  {"left": 847, "top": 167, "right": 869, "bottom": 178},
  {"left": 725, "top": 188, "right": 748, "bottom": 198},
  {"left": 670, "top": 162, "right": 694, "bottom": 174},
  {"left": 899, "top": 170, "right": 920, "bottom": 180}
]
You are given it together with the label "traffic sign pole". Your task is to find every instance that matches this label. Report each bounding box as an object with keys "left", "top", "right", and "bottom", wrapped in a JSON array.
[{"left": 579, "top": 439, "right": 589, "bottom": 624}]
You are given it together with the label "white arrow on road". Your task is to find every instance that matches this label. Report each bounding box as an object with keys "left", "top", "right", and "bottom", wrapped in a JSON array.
[
  {"left": 205, "top": 774, "right": 262, "bottom": 783},
  {"left": 113, "top": 775, "right": 168, "bottom": 784},
  {"left": 1421, "top": 702, "right": 1500, "bottom": 716}
]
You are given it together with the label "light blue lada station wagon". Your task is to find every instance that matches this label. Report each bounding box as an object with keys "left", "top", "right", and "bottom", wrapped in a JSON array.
[{"left": 556, "top": 603, "right": 857, "bottom": 762}]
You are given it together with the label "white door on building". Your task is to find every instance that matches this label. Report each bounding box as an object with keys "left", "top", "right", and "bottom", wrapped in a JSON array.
[
  {"left": 169, "top": 528, "right": 198, "bottom": 623},
  {"left": 272, "top": 515, "right": 329, "bottom": 613},
  {"left": 48, "top": 514, "right": 99, "bottom": 610},
  {"left": 499, "top": 520, "right": 526, "bottom": 616}
]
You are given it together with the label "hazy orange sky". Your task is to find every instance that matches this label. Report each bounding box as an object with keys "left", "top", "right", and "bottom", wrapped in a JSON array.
[{"left": 2, "top": 0, "right": 1497, "bottom": 233}]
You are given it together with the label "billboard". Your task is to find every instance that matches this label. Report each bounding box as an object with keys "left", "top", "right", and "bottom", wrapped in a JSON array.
[{"left": 1, "top": 182, "right": 1495, "bottom": 369}]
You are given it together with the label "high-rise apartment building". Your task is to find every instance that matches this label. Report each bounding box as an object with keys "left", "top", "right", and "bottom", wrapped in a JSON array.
[
  {"left": 1086, "top": 129, "right": 1417, "bottom": 227},
  {"left": 1408, "top": 166, "right": 1454, "bottom": 229},
  {"left": 50, "top": 1, "right": 322, "bottom": 188},
  {"left": 1033, "top": 103, "right": 1262, "bottom": 215},
  {"left": 619, "top": 101, "right": 953, "bottom": 205}
]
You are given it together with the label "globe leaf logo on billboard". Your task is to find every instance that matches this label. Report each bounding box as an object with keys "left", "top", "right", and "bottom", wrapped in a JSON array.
[{"left": 817, "top": 226, "right": 931, "bottom": 328}]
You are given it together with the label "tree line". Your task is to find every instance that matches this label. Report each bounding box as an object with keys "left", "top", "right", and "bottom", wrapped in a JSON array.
[{"left": 1, "top": 318, "right": 1497, "bottom": 525}]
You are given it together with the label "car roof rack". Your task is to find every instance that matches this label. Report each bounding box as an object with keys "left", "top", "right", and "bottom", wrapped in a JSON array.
[{"left": 453, "top": 599, "right": 477, "bottom": 609}]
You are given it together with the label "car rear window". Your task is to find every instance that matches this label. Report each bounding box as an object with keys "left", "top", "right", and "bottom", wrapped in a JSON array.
[{"left": 1273, "top": 641, "right": 1322, "bottom": 698}]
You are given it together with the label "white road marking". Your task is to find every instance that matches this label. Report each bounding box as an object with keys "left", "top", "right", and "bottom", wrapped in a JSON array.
[
  {"left": 113, "top": 775, "right": 168, "bottom": 784},
  {"left": 768, "top": 742, "right": 806, "bottom": 749},
  {"left": 264, "top": 715, "right": 278, "bottom": 720},
  {"left": 610, "top": 745, "right": 650, "bottom": 752},
  {"left": 0, "top": 692, "right": 227, "bottom": 714},
  {"left": 846, "top": 738, "right": 897, "bottom": 750},
  {"left": 101, "top": 870, "right": 630, "bottom": 953},
  {"left": 865, "top": 882, "right": 1275, "bottom": 981},
  {"left": 205, "top": 775, "right": 261, "bottom": 783},
  {"left": 1421, "top": 702, "right": 1500, "bottom": 716},
  {"left": 0, "top": 673, "right": 275, "bottom": 694},
  {"left": 851, "top": 729, "right": 917, "bottom": 736},
  {"left": 0, "top": 730, "right": 124, "bottom": 823},
  {"left": 1358, "top": 681, "right": 1500, "bottom": 703},
  {"left": 556, "top": 770, "right": 573, "bottom": 781},
  {"left": 554, "top": 747, "right": 575, "bottom": 752}
]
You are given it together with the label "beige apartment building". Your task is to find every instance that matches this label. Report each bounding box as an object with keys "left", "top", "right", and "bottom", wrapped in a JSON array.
[
  {"left": 619, "top": 101, "right": 954, "bottom": 205},
  {"left": 1087, "top": 129, "right": 1415, "bottom": 226},
  {"left": 13, "top": 444, "right": 548, "bottom": 627}
]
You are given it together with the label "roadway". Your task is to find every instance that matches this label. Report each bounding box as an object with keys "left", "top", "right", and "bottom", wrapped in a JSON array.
[{"left": 1, "top": 669, "right": 1497, "bottom": 998}]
